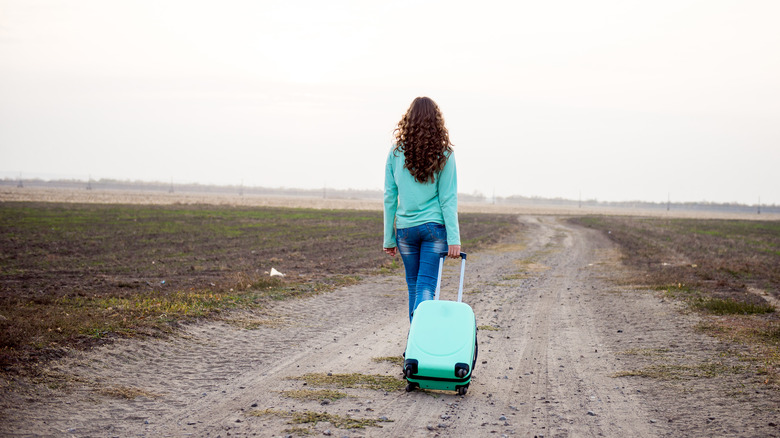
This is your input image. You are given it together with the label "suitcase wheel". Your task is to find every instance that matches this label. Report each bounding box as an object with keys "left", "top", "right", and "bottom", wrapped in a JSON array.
[
  {"left": 405, "top": 382, "right": 418, "bottom": 392},
  {"left": 455, "top": 363, "right": 470, "bottom": 378},
  {"left": 457, "top": 385, "right": 468, "bottom": 396}
]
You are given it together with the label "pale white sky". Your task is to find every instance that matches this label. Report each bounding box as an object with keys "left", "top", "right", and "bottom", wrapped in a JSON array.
[{"left": 1, "top": 0, "right": 778, "bottom": 204}]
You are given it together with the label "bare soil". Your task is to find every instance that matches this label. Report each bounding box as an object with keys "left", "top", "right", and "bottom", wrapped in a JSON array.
[{"left": 2, "top": 214, "right": 778, "bottom": 437}]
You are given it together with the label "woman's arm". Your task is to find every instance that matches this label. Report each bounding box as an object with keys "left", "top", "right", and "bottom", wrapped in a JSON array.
[
  {"left": 438, "top": 152, "right": 460, "bottom": 249},
  {"left": 383, "top": 150, "right": 399, "bottom": 251}
]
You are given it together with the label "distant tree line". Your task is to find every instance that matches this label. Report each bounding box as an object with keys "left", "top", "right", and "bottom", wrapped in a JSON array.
[{"left": 2, "top": 178, "right": 777, "bottom": 214}]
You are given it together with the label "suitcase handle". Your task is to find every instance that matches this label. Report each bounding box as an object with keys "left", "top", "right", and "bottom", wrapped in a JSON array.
[
  {"left": 440, "top": 252, "right": 467, "bottom": 260},
  {"left": 434, "top": 252, "right": 467, "bottom": 302}
]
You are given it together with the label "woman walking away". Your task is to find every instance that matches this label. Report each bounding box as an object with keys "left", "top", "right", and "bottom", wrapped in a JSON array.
[{"left": 383, "top": 96, "right": 461, "bottom": 322}]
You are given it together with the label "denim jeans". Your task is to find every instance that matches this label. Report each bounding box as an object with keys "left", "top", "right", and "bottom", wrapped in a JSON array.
[{"left": 396, "top": 222, "right": 449, "bottom": 322}]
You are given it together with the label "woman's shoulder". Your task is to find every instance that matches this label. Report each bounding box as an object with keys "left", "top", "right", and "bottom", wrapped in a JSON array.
[{"left": 388, "top": 144, "right": 404, "bottom": 158}]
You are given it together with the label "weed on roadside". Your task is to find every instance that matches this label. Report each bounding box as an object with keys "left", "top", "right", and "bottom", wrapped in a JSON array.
[
  {"left": 613, "top": 361, "right": 746, "bottom": 380},
  {"left": 280, "top": 389, "right": 348, "bottom": 402},
  {"left": 282, "top": 427, "right": 313, "bottom": 436},
  {"left": 250, "top": 409, "right": 392, "bottom": 429},
  {"left": 692, "top": 297, "right": 775, "bottom": 315},
  {"left": 97, "top": 385, "right": 162, "bottom": 399},
  {"left": 286, "top": 373, "right": 405, "bottom": 392},
  {"left": 372, "top": 356, "right": 404, "bottom": 366},
  {"left": 617, "top": 348, "right": 670, "bottom": 357}
]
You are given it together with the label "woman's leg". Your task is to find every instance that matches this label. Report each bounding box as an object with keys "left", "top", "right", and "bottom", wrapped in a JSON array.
[
  {"left": 413, "top": 223, "right": 449, "bottom": 308},
  {"left": 396, "top": 225, "right": 422, "bottom": 321}
]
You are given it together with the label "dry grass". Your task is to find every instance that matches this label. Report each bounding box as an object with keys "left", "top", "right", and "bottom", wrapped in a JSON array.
[
  {"left": 279, "top": 389, "right": 348, "bottom": 402},
  {"left": 250, "top": 409, "right": 392, "bottom": 429},
  {"left": 96, "top": 385, "right": 162, "bottom": 399},
  {"left": 286, "top": 373, "right": 406, "bottom": 392},
  {"left": 613, "top": 361, "right": 746, "bottom": 380},
  {"left": 371, "top": 356, "right": 404, "bottom": 366}
]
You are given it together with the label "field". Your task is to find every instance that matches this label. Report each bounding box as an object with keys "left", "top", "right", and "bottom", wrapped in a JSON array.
[
  {"left": 572, "top": 216, "right": 780, "bottom": 385},
  {"left": 0, "top": 202, "right": 519, "bottom": 372},
  {"left": 1, "top": 192, "right": 779, "bottom": 437}
]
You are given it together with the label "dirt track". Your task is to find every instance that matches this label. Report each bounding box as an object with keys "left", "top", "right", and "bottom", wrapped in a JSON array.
[{"left": 3, "top": 216, "right": 778, "bottom": 437}]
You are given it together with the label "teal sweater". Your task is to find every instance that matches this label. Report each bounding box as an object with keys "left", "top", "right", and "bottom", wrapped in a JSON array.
[{"left": 383, "top": 146, "right": 460, "bottom": 248}]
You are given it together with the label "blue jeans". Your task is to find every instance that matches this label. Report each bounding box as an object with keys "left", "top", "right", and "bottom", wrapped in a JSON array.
[{"left": 396, "top": 222, "right": 449, "bottom": 322}]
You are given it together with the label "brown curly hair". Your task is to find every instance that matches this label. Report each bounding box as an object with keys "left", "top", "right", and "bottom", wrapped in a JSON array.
[{"left": 393, "top": 97, "right": 453, "bottom": 184}]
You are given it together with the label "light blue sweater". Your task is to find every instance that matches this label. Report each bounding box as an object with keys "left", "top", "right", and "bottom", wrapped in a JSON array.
[{"left": 383, "top": 146, "right": 460, "bottom": 248}]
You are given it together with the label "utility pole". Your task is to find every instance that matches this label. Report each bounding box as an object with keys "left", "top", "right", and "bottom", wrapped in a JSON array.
[
  {"left": 667, "top": 192, "right": 670, "bottom": 212},
  {"left": 86, "top": 175, "right": 92, "bottom": 190},
  {"left": 758, "top": 196, "right": 761, "bottom": 215},
  {"left": 16, "top": 173, "right": 23, "bottom": 188},
  {"left": 578, "top": 191, "right": 582, "bottom": 208},
  {"left": 169, "top": 178, "right": 174, "bottom": 194},
  {"left": 239, "top": 179, "right": 244, "bottom": 196}
]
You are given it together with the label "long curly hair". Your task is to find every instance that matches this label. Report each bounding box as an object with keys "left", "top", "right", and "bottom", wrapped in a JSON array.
[{"left": 393, "top": 97, "right": 453, "bottom": 184}]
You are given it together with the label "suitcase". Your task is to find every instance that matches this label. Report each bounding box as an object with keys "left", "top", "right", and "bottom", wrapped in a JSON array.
[{"left": 403, "top": 252, "right": 477, "bottom": 395}]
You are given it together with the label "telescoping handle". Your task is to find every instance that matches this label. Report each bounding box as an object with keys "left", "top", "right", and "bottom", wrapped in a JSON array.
[{"left": 434, "top": 252, "right": 467, "bottom": 303}]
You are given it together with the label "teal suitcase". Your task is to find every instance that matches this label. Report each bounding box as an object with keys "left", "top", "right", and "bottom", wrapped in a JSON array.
[{"left": 403, "top": 252, "right": 477, "bottom": 395}]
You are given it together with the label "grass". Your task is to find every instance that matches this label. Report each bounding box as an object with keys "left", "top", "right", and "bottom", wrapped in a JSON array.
[
  {"left": 478, "top": 325, "right": 500, "bottom": 331},
  {"left": 286, "top": 373, "right": 406, "bottom": 392},
  {"left": 281, "top": 427, "right": 313, "bottom": 436},
  {"left": 372, "top": 356, "right": 404, "bottom": 366},
  {"left": 97, "top": 385, "right": 162, "bottom": 399},
  {"left": 613, "top": 362, "right": 746, "bottom": 380},
  {"left": 251, "top": 409, "right": 392, "bottom": 429},
  {"left": 692, "top": 297, "right": 775, "bottom": 315},
  {"left": 658, "top": 284, "right": 775, "bottom": 315},
  {"left": 0, "top": 202, "right": 520, "bottom": 374},
  {"left": 280, "top": 389, "right": 349, "bottom": 402},
  {"left": 573, "top": 216, "right": 780, "bottom": 384},
  {"left": 617, "top": 348, "right": 670, "bottom": 357}
]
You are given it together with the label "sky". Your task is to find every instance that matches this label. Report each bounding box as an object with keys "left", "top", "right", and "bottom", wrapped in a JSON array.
[{"left": 1, "top": 0, "right": 778, "bottom": 204}]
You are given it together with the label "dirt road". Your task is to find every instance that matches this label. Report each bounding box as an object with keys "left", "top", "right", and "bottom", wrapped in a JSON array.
[{"left": 3, "top": 216, "right": 777, "bottom": 437}]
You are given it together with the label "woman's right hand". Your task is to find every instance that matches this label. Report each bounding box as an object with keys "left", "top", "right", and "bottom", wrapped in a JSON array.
[
  {"left": 383, "top": 247, "right": 397, "bottom": 257},
  {"left": 447, "top": 245, "right": 461, "bottom": 258}
]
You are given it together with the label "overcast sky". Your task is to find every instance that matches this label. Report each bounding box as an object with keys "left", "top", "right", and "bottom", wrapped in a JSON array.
[{"left": 1, "top": 0, "right": 778, "bottom": 204}]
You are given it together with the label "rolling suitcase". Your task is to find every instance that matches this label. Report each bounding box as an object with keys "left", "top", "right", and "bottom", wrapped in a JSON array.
[{"left": 403, "top": 252, "right": 477, "bottom": 395}]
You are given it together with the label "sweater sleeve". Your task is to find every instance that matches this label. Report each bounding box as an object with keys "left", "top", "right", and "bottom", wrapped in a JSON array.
[
  {"left": 383, "top": 150, "right": 398, "bottom": 248},
  {"left": 438, "top": 152, "right": 460, "bottom": 245}
]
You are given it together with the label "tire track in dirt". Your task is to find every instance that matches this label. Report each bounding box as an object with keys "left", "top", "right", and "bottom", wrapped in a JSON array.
[{"left": 5, "top": 215, "right": 777, "bottom": 437}]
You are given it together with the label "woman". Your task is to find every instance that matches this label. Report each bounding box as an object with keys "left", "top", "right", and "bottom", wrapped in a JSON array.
[{"left": 383, "top": 96, "right": 461, "bottom": 322}]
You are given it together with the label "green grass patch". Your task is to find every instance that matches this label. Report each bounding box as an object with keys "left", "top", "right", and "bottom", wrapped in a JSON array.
[
  {"left": 281, "top": 427, "right": 313, "bottom": 436},
  {"left": 287, "top": 373, "right": 406, "bottom": 392},
  {"left": 251, "top": 409, "right": 392, "bottom": 429},
  {"left": 372, "top": 356, "right": 404, "bottom": 366},
  {"left": 692, "top": 297, "right": 775, "bottom": 315},
  {"left": 478, "top": 325, "right": 500, "bottom": 331},
  {"left": 378, "top": 258, "right": 402, "bottom": 275},
  {"left": 280, "top": 389, "right": 348, "bottom": 402},
  {"left": 613, "top": 361, "right": 746, "bottom": 380},
  {"left": 617, "top": 348, "right": 670, "bottom": 356}
]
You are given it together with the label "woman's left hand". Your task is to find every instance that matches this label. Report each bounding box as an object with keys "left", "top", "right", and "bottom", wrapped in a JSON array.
[{"left": 447, "top": 245, "right": 461, "bottom": 258}]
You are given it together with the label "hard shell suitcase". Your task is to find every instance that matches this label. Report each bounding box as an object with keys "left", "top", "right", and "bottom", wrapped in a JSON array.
[{"left": 403, "top": 252, "right": 477, "bottom": 395}]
